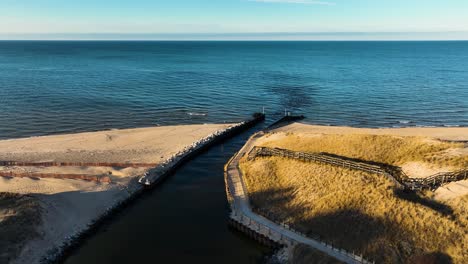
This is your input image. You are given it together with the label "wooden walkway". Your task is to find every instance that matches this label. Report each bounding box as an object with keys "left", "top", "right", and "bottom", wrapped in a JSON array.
[
  {"left": 248, "top": 147, "right": 468, "bottom": 190},
  {"left": 224, "top": 132, "right": 373, "bottom": 264}
]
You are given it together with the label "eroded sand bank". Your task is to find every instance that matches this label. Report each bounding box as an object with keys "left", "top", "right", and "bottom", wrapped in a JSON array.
[{"left": 0, "top": 123, "right": 234, "bottom": 264}]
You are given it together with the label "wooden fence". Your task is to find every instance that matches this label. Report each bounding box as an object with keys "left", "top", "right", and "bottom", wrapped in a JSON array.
[
  {"left": 0, "top": 171, "right": 112, "bottom": 183},
  {"left": 247, "top": 147, "right": 467, "bottom": 190},
  {"left": 0, "top": 161, "right": 156, "bottom": 168}
]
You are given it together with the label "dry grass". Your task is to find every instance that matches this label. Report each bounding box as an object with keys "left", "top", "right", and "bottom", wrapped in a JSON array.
[
  {"left": 259, "top": 133, "right": 467, "bottom": 169},
  {"left": 241, "top": 157, "right": 467, "bottom": 264},
  {"left": 0, "top": 192, "right": 42, "bottom": 263},
  {"left": 290, "top": 244, "right": 344, "bottom": 264}
]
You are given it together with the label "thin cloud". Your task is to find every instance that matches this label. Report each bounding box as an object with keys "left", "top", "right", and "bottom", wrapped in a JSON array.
[{"left": 249, "top": 0, "right": 335, "bottom": 5}]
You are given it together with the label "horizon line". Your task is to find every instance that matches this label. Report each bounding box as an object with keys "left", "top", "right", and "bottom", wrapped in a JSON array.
[
  {"left": 2, "top": 39, "right": 468, "bottom": 42},
  {"left": 1, "top": 31, "right": 468, "bottom": 41}
]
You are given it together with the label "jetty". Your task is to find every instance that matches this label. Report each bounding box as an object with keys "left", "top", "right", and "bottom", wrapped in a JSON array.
[
  {"left": 138, "top": 113, "right": 265, "bottom": 187},
  {"left": 224, "top": 132, "right": 373, "bottom": 264}
]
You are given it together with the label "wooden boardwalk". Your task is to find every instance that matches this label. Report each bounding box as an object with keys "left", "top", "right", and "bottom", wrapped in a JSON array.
[
  {"left": 248, "top": 146, "right": 468, "bottom": 190},
  {"left": 225, "top": 132, "right": 373, "bottom": 264}
]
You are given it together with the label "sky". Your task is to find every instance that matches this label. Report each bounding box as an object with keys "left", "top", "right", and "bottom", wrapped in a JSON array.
[{"left": 1, "top": 0, "right": 468, "bottom": 40}]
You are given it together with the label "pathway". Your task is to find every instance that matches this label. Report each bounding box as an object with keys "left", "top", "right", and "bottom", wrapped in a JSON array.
[{"left": 225, "top": 132, "right": 372, "bottom": 264}]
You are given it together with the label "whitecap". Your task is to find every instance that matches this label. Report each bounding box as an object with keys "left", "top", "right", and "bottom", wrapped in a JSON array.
[{"left": 187, "top": 112, "right": 207, "bottom": 116}]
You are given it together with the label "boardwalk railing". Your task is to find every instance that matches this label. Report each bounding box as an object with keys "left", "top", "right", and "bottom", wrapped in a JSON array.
[
  {"left": 224, "top": 133, "right": 374, "bottom": 264},
  {"left": 225, "top": 167, "right": 374, "bottom": 263},
  {"left": 248, "top": 146, "right": 467, "bottom": 190}
]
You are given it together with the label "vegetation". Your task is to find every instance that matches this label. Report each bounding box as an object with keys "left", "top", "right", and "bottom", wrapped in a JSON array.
[
  {"left": 0, "top": 192, "right": 42, "bottom": 263},
  {"left": 240, "top": 157, "right": 467, "bottom": 264},
  {"left": 290, "top": 244, "right": 344, "bottom": 264},
  {"left": 259, "top": 133, "right": 467, "bottom": 169}
]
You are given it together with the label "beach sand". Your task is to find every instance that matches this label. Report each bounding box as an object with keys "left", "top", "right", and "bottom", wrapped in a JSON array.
[
  {"left": 269, "top": 123, "right": 468, "bottom": 141},
  {"left": 0, "top": 123, "right": 234, "bottom": 264},
  {"left": 0, "top": 124, "right": 234, "bottom": 164}
]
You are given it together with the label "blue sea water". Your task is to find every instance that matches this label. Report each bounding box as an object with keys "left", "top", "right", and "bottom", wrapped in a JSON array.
[{"left": 1, "top": 41, "right": 467, "bottom": 139}]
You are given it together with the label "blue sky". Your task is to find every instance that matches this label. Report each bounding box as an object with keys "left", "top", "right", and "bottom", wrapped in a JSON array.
[{"left": 1, "top": 0, "right": 468, "bottom": 40}]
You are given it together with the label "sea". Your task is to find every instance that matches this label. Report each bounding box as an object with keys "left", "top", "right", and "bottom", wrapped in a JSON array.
[
  {"left": 1, "top": 41, "right": 467, "bottom": 140},
  {"left": 1, "top": 41, "right": 468, "bottom": 264}
]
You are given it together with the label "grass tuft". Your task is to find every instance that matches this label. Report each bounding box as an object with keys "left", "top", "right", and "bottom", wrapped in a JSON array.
[{"left": 241, "top": 157, "right": 467, "bottom": 264}]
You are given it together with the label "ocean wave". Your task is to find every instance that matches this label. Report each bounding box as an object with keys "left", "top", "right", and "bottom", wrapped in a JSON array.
[
  {"left": 415, "top": 125, "right": 437, "bottom": 128},
  {"left": 19, "top": 67, "right": 83, "bottom": 72},
  {"left": 187, "top": 112, "right": 207, "bottom": 116}
]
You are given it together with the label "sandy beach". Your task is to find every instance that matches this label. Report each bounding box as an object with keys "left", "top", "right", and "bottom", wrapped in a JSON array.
[
  {"left": 0, "top": 124, "right": 234, "bottom": 164},
  {"left": 0, "top": 123, "right": 235, "bottom": 264},
  {"left": 269, "top": 123, "right": 468, "bottom": 141}
]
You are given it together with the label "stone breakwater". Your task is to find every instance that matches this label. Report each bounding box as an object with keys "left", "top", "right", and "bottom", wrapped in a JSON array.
[
  {"left": 139, "top": 120, "right": 261, "bottom": 186},
  {"left": 38, "top": 114, "right": 265, "bottom": 264}
]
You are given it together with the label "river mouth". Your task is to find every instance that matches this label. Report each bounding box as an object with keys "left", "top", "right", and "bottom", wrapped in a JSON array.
[{"left": 63, "top": 125, "right": 271, "bottom": 264}]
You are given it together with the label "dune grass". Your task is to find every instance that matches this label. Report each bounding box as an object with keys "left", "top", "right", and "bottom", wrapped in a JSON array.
[
  {"left": 259, "top": 133, "right": 467, "bottom": 169},
  {"left": 240, "top": 157, "right": 467, "bottom": 264},
  {"left": 291, "top": 244, "right": 344, "bottom": 264},
  {"left": 0, "top": 192, "right": 42, "bottom": 263}
]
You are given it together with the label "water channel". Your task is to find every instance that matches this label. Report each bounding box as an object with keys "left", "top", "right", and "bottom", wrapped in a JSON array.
[{"left": 64, "top": 123, "right": 272, "bottom": 264}]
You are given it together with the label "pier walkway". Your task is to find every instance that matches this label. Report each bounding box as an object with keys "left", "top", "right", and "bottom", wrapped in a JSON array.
[{"left": 225, "top": 132, "right": 372, "bottom": 264}]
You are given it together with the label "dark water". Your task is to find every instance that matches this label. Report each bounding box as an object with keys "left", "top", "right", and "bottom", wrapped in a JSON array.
[
  {"left": 64, "top": 125, "right": 270, "bottom": 264},
  {"left": 1, "top": 41, "right": 468, "bottom": 140}
]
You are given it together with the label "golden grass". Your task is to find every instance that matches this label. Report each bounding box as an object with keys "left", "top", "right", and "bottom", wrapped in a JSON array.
[
  {"left": 259, "top": 133, "right": 467, "bottom": 169},
  {"left": 241, "top": 157, "right": 467, "bottom": 264},
  {"left": 291, "top": 244, "right": 344, "bottom": 264}
]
